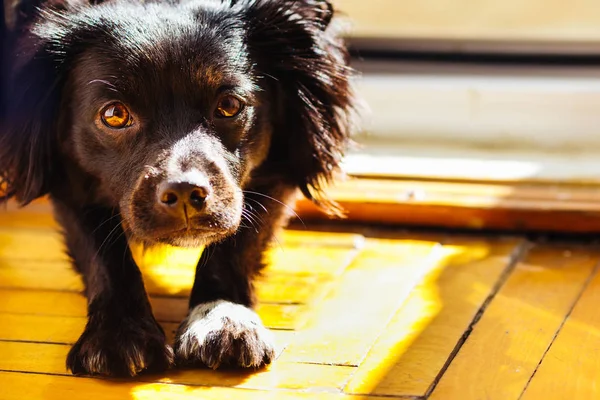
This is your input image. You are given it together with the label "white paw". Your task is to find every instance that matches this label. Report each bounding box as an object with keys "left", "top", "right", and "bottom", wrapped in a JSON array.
[{"left": 174, "top": 300, "right": 276, "bottom": 369}]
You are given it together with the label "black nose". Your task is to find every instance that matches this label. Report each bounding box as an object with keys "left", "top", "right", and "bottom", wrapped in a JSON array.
[{"left": 157, "top": 181, "right": 210, "bottom": 216}]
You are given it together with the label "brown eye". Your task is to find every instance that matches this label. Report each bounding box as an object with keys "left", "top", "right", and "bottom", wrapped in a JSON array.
[
  {"left": 215, "top": 95, "right": 243, "bottom": 118},
  {"left": 100, "top": 102, "right": 132, "bottom": 128}
]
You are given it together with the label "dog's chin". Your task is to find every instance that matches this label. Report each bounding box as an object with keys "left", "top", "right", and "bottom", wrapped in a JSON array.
[
  {"left": 156, "top": 231, "right": 228, "bottom": 248},
  {"left": 133, "top": 226, "right": 238, "bottom": 249},
  {"left": 125, "top": 207, "right": 243, "bottom": 249}
]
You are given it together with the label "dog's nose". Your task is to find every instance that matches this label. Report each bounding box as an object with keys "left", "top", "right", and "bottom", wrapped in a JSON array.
[{"left": 157, "top": 181, "right": 210, "bottom": 215}]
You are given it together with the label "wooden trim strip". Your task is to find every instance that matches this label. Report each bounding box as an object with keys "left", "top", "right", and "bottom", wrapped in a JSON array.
[{"left": 295, "top": 178, "right": 600, "bottom": 233}]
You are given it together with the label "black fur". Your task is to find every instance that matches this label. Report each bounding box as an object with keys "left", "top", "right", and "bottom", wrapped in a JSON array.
[{"left": 1, "top": 0, "right": 356, "bottom": 377}]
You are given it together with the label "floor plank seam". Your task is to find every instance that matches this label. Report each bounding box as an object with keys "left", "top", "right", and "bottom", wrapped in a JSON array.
[
  {"left": 0, "top": 338, "right": 72, "bottom": 346},
  {"left": 422, "top": 239, "right": 532, "bottom": 399},
  {"left": 0, "top": 369, "right": 71, "bottom": 378},
  {"left": 0, "top": 311, "right": 85, "bottom": 320},
  {"left": 0, "top": 287, "right": 79, "bottom": 294},
  {"left": 283, "top": 360, "right": 360, "bottom": 368},
  {"left": 348, "top": 395, "right": 422, "bottom": 400},
  {"left": 0, "top": 368, "right": 417, "bottom": 398},
  {"left": 516, "top": 255, "right": 600, "bottom": 400},
  {"left": 0, "top": 369, "right": 323, "bottom": 393}
]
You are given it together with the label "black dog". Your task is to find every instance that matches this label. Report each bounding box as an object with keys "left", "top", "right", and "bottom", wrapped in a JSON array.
[{"left": 0, "top": 0, "right": 355, "bottom": 377}]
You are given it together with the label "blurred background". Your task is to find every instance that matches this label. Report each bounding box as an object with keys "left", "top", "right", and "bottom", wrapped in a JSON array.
[
  {"left": 338, "top": 0, "right": 600, "bottom": 181},
  {"left": 295, "top": 0, "right": 600, "bottom": 233}
]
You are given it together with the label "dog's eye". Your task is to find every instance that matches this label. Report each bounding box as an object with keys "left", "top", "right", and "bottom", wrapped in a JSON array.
[
  {"left": 215, "top": 95, "right": 243, "bottom": 118},
  {"left": 100, "top": 103, "right": 132, "bottom": 128}
]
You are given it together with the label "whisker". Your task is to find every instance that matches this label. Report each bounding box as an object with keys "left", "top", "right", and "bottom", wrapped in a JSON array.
[
  {"left": 245, "top": 197, "right": 268, "bottom": 214},
  {"left": 198, "top": 242, "right": 216, "bottom": 272},
  {"left": 93, "top": 222, "right": 124, "bottom": 264},
  {"left": 241, "top": 210, "right": 260, "bottom": 233},
  {"left": 107, "top": 228, "right": 128, "bottom": 251},
  {"left": 242, "top": 205, "right": 285, "bottom": 251},
  {"left": 270, "top": 232, "right": 284, "bottom": 253},
  {"left": 90, "top": 212, "right": 122, "bottom": 237},
  {"left": 200, "top": 243, "right": 217, "bottom": 272},
  {"left": 243, "top": 190, "right": 306, "bottom": 228},
  {"left": 246, "top": 204, "right": 268, "bottom": 228},
  {"left": 242, "top": 207, "right": 261, "bottom": 225},
  {"left": 239, "top": 223, "right": 255, "bottom": 231}
]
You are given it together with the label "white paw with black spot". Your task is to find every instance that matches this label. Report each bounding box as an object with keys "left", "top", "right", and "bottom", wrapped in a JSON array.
[{"left": 174, "top": 300, "right": 276, "bottom": 369}]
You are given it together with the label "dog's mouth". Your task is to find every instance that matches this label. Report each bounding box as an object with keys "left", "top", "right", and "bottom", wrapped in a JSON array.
[
  {"left": 125, "top": 204, "right": 242, "bottom": 248},
  {"left": 152, "top": 228, "right": 228, "bottom": 248},
  {"left": 143, "top": 217, "right": 240, "bottom": 248}
]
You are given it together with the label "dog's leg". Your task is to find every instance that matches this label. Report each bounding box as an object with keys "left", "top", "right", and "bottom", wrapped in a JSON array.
[
  {"left": 53, "top": 200, "right": 174, "bottom": 377},
  {"left": 174, "top": 185, "right": 296, "bottom": 369}
]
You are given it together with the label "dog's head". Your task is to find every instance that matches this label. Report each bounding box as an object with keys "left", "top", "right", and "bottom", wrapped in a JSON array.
[{"left": 0, "top": 0, "right": 355, "bottom": 247}]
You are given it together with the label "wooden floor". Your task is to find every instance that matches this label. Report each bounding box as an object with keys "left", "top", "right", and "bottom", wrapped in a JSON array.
[{"left": 1, "top": 201, "right": 600, "bottom": 399}]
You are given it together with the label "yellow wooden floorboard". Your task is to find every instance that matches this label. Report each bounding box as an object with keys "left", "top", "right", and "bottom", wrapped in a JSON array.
[
  {"left": 0, "top": 202, "right": 57, "bottom": 229},
  {"left": 0, "top": 211, "right": 57, "bottom": 229},
  {"left": 0, "top": 290, "right": 309, "bottom": 330},
  {"left": 0, "top": 313, "right": 169, "bottom": 344},
  {"left": 276, "top": 229, "right": 365, "bottom": 249},
  {"left": 0, "top": 260, "right": 352, "bottom": 304},
  {"left": 0, "top": 227, "right": 361, "bottom": 305},
  {"left": 131, "top": 241, "right": 361, "bottom": 278},
  {"left": 0, "top": 254, "right": 354, "bottom": 305},
  {"left": 428, "top": 245, "right": 600, "bottom": 400},
  {"left": 0, "top": 227, "right": 361, "bottom": 271},
  {"left": 279, "top": 238, "right": 443, "bottom": 366},
  {"left": 0, "top": 231, "right": 360, "bottom": 280},
  {"left": 0, "top": 266, "right": 337, "bottom": 305},
  {"left": 344, "top": 237, "right": 522, "bottom": 397},
  {"left": 0, "top": 266, "right": 84, "bottom": 291},
  {"left": 520, "top": 267, "right": 600, "bottom": 399},
  {"left": 0, "top": 371, "right": 378, "bottom": 400},
  {"left": 0, "top": 290, "right": 87, "bottom": 317},
  {"left": 151, "top": 298, "right": 310, "bottom": 330},
  {"left": 0, "top": 341, "right": 355, "bottom": 392},
  {"left": 0, "top": 313, "right": 295, "bottom": 350},
  {"left": 0, "top": 229, "right": 68, "bottom": 261}
]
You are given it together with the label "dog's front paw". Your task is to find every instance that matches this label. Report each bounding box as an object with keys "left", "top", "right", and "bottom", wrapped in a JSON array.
[
  {"left": 174, "top": 300, "right": 275, "bottom": 369},
  {"left": 67, "top": 316, "right": 174, "bottom": 377}
]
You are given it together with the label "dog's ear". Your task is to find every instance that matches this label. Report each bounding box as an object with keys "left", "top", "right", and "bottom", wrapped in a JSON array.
[
  {"left": 0, "top": 10, "right": 75, "bottom": 204},
  {"left": 1, "top": 39, "right": 59, "bottom": 204},
  {"left": 241, "top": 0, "right": 357, "bottom": 214}
]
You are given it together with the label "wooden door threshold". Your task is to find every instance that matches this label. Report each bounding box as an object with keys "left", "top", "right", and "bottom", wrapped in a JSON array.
[{"left": 295, "top": 177, "right": 600, "bottom": 234}]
